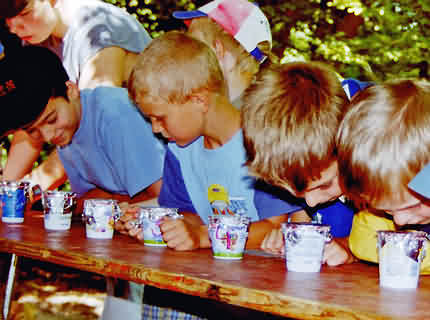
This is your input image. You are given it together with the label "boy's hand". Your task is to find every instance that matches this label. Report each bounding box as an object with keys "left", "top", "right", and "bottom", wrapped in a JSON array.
[
  {"left": 114, "top": 203, "right": 139, "bottom": 235},
  {"left": 159, "top": 217, "right": 200, "bottom": 251},
  {"left": 260, "top": 228, "right": 284, "bottom": 256},
  {"left": 323, "top": 239, "right": 355, "bottom": 266}
]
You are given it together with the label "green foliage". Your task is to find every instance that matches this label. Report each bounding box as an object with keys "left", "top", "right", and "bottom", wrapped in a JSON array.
[{"left": 105, "top": 0, "right": 430, "bottom": 82}]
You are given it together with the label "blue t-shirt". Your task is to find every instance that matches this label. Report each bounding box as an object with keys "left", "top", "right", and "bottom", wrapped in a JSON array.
[
  {"left": 159, "top": 130, "right": 303, "bottom": 224},
  {"left": 306, "top": 199, "right": 356, "bottom": 238},
  {"left": 58, "top": 87, "right": 166, "bottom": 197}
]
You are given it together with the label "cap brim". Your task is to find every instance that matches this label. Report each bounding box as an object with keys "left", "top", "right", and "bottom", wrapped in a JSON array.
[
  {"left": 409, "top": 164, "right": 430, "bottom": 199},
  {"left": 172, "top": 10, "right": 207, "bottom": 20}
]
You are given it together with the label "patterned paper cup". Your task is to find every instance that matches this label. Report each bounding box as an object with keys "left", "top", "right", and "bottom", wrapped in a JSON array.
[
  {"left": 208, "top": 215, "right": 251, "bottom": 260},
  {"left": 377, "top": 230, "right": 428, "bottom": 289},
  {"left": 136, "top": 207, "right": 182, "bottom": 246},
  {"left": 282, "top": 223, "right": 332, "bottom": 272},
  {"left": 83, "top": 199, "right": 121, "bottom": 239},
  {"left": 42, "top": 191, "right": 76, "bottom": 231}
]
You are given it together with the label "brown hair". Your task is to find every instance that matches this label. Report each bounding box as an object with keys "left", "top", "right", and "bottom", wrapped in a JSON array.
[
  {"left": 242, "top": 61, "right": 348, "bottom": 193},
  {"left": 337, "top": 79, "right": 430, "bottom": 207},
  {"left": 128, "top": 30, "right": 226, "bottom": 106},
  {"left": 187, "top": 17, "right": 275, "bottom": 82}
]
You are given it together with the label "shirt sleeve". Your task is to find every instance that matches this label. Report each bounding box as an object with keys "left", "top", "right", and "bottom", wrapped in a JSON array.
[
  {"left": 158, "top": 147, "right": 198, "bottom": 213},
  {"left": 253, "top": 181, "right": 304, "bottom": 220}
]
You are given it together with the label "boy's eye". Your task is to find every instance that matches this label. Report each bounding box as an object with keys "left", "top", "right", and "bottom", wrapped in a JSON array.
[{"left": 47, "top": 115, "right": 57, "bottom": 125}]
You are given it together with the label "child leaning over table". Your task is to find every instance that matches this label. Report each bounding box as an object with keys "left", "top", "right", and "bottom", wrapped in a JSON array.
[
  {"left": 241, "top": 62, "right": 359, "bottom": 266},
  {"left": 0, "top": 45, "right": 165, "bottom": 209},
  {"left": 336, "top": 79, "right": 430, "bottom": 274},
  {"left": 124, "top": 31, "right": 307, "bottom": 251},
  {"left": 172, "top": 0, "right": 276, "bottom": 107}
]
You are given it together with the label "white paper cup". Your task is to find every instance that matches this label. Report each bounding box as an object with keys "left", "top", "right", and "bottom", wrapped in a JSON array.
[
  {"left": 83, "top": 199, "right": 121, "bottom": 239},
  {"left": 377, "top": 230, "right": 428, "bottom": 289},
  {"left": 42, "top": 191, "right": 76, "bottom": 231},
  {"left": 282, "top": 223, "right": 332, "bottom": 272},
  {"left": 136, "top": 207, "right": 181, "bottom": 246},
  {"left": 208, "top": 215, "right": 250, "bottom": 260}
]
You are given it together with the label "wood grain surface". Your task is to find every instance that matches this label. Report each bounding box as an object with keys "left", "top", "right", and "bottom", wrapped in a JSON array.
[{"left": 0, "top": 211, "right": 428, "bottom": 320}]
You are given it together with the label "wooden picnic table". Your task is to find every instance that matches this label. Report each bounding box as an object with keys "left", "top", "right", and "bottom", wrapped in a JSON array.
[{"left": 0, "top": 210, "right": 429, "bottom": 319}]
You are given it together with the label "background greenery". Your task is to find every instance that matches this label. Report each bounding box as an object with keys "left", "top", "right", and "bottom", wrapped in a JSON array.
[{"left": 104, "top": 0, "right": 430, "bottom": 82}]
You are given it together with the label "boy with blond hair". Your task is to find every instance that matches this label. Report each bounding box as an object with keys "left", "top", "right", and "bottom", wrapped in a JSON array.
[
  {"left": 336, "top": 79, "right": 430, "bottom": 273},
  {"left": 173, "top": 0, "right": 274, "bottom": 106},
  {"left": 241, "top": 62, "right": 357, "bottom": 265},
  {"left": 127, "top": 30, "right": 304, "bottom": 252}
]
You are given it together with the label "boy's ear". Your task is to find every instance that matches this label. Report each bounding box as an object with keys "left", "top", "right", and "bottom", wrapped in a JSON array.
[
  {"left": 189, "top": 92, "right": 210, "bottom": 113},
  {"left": 65, "top": 81, "right": 79, "bottom": 100},
  {"left": 214, "top": 39, "right": 225, "bottom": 60}
]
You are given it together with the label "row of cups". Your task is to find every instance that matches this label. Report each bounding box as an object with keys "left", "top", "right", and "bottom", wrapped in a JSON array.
[{"left": 0, "top": 182, "right": 428, "bottom": 289}]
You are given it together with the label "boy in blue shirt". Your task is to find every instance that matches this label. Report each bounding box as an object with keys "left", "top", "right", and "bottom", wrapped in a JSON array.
[
  {"left": 127, "top": 31, "right": 304, "bottom": 251},
  {"left": 0, "top": 45, "right": 165, "bottom": 206}
]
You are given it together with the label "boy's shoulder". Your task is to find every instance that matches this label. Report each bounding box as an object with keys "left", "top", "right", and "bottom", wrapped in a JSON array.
[{"left": 81, "top": 86, "right": 140, "bottom": 119}]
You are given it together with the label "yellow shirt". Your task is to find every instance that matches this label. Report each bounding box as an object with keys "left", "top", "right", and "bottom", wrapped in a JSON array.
[{"left": 349, "top": 210, "right": 430, "bottom": 274}]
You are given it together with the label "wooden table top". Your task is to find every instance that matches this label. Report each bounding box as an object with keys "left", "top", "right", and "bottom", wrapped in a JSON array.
[{"left": 0, "top": 211, "right": 428, "bottom": 320}]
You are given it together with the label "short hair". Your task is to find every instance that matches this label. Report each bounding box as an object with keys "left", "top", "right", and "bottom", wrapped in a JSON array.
[
  {"left": 242, "top": 61, "right": 348, "bottom": 193},
  {"left": 187, "top": 17, "right": 275, "bottom": 82},
  {"left": 0, "top": 0, "right": 28, "bottom": 19},
  {"left": 337, "top": 79, "right": 430, "bottom": 207},
  {"left": 128, "top": 31, "right": 226, "bottom": 105}
]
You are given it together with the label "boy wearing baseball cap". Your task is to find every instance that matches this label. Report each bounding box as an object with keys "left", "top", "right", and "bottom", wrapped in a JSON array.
[
  {"left": 174, "top": 0, "right": 274, "bottom": 106},
  {"left": 0, "top": 45, "right": 165, "bottom": 208}
]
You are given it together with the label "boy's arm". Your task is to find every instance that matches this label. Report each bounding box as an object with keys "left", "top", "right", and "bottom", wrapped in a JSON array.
[{"left": 246, "top": 214, "right": 289, "bottom": 249}]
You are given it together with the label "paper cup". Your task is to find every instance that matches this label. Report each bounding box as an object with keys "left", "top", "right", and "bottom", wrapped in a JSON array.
[
  {"left": 0, "top": 180, "right": 30, "bottom": 223},
  {"left": 136, "top": 207, "right": 181, "bottom": 246},
  {"left": 208, "top": 215, "right": 250, "bottom": 260},
  {"left": 282, "top": 223, "right": 332, "bottom": 272},
  {"left": 83, "top": 199, "right": 121, "bottom": 239},
  {"left": 42, "top": 191, "right": 76, "bottom": 231},
  {"left": 377, "top": 230, "right": 428, "bottom": 289}
]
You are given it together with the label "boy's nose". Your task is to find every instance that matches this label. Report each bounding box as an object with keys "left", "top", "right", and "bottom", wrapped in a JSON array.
[
  {"left": 391, "top": 212, "right": 410, "bottom": 226},
  {"left": 305, "top": 193, "right": 322, "bottom": 208},
  {"left": 39, "top": 127, "right": 55, "bottom": 144}
]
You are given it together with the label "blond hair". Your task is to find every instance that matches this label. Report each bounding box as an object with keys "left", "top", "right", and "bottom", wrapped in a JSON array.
[
  {"left": 337, "top": 79, "right": 430, "bottom": 207},
  {"left": 128, "top": 31, "right": 225, "bottom": 105},
  {"left": 242, "top": 61, "right": 348, "bottom": 193},
  {"left": 187, "top": 17, "right": 275, "bottom": 81}
]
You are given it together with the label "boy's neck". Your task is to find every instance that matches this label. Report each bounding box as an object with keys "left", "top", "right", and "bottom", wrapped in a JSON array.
[{"left": 203, "top": 94, "right": 241, "bottom": 150}]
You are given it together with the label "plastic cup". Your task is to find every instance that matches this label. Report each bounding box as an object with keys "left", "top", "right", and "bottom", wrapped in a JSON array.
[
  {"left": 42, "top": 191, "right": 76, "bottom": 231},
  {"left": 0, "top": 181, "right": 30, "bottom": 223},
  {"left": 136, "top": 207, "right": 181, "bottom": 246},
  {"left": 208, "top": 215, "right": 251, "bottom": 260},
  {"left": 282, "top": 222, "right": 332, "bottom": 272},
  {"left": 377, "top": 230, "right": 428, "bottom": 289},
  {"left": 83, "top": 199, "right": 121, "bottom": 239}
]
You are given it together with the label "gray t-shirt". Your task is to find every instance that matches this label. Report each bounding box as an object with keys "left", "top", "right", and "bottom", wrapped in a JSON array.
[{"left": 43, "top": 0, "right": 151, "bottom": 84}]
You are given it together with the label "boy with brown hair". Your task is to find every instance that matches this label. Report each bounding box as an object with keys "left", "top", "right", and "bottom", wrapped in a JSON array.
[
  {"left": 173, "top": 0, "right": 274, "bottom": 106},
  {"left": 127, "top": 30, "right": 304, "bottom": 252},
  {"left": 336, "top": 79, "right": 430, "bottom": 273},
  {"left": 241, "top": 61, "right": 357, "bottom": 265}
]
